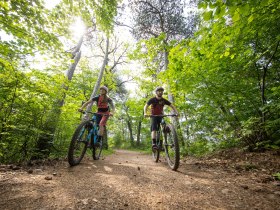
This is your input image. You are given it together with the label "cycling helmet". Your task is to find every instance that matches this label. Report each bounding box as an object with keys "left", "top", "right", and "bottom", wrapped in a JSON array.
[
  {"left": 155, "top": 86, "right": 164, "bottom": 92},
  {"left": 100, "top": 86, "right": 108, "bottom": 93}
]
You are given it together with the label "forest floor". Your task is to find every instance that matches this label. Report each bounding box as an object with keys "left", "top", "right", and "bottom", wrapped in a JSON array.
[{"left": 0, "top": 149, "right": 280, "bottom": 210}]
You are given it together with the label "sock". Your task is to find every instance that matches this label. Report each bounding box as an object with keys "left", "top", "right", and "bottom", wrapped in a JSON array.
[{"left": 152, "top": 139, "right": 156, "bottom": 145}]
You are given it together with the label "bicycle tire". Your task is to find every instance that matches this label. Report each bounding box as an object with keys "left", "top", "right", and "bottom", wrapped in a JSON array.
[
  {"left": 164, "top": 124, "right": 180, "bottom": 170},
  {"left": 152, "top": 147, "right": 160, "bottom": 162},
  {"left": 152, "top": 130, "right": 160, "bottom": 162},
  {"left": 102, "top": 126, "right": 108, "bottom": 150},
  {"left": 92, "top": 136, "right": 103, "bottom": 160},
  {"left": 68, "top": 121, "right": 91, "bottom": 166}
]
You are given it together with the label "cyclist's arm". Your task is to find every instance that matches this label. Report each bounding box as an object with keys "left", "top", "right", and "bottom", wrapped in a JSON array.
[
  {"left": 169, "top": 104, "right": 179, "bottom": 116},
  {"left": 108, "top": 100, "right": 115, "bottom": 115},
  {"left": 143, "top": 103, "right": 149, "bottom": 116},
  {"left": 78, "top": 99, "right": 92, "bottom": 111}
]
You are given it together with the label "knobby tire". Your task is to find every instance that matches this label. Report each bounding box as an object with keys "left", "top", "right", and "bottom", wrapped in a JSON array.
[
  {"left": 92, "top": 136, "right": 103, "bottom": 160},
  {"left": 152, "top": 147, "right": 160, "bottom": 162},
  {"left": 68, "top": 120, "right": 91, "bottom": 166},
  {"left": 164, "top": 124, "right": 180, "bottom": 171}
]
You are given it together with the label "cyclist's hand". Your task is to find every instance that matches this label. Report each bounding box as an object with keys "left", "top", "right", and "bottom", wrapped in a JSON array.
[{"left": 175, "top": 113, "right": 180, "bottom": 118}]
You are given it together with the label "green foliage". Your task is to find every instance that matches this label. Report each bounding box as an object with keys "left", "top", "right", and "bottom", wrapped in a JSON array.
[
  {"left": 273, "top": 172, "right": 280, "bottom": 181},
  {"left": 187, "top": 139, "right": 213, "bottom": 157},
  {"left": 58, "top": 0, "right": 118, "bottom": 33},
  {"left": 0, "top": 0, "right": 119, "bottom": 163},
  {"left": 165, "top": 0, "right": 280, "bottom": 152}
]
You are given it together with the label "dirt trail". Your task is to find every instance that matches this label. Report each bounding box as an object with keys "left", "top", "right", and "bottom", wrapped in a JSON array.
[{"left": 0, "top": 150, "right": 280, "bottom": 210}]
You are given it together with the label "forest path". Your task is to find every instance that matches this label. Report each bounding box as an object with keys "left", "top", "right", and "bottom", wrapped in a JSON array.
[{"left": 0, "top": 149, "right": 280, "bottom": 210}]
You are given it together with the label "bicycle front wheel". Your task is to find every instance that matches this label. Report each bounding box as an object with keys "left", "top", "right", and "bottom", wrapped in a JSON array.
[
  {"left": 152, "top": 147, "right": 160, "bottom": 162},
  {"left": 68, "top": 121, "right": 92, "bottom": 166},
  {"left": 92, "top": 136, "right": 103, "bottom": 160},
  {"left": 164, "top": 124, "right": 180, "bottom": 170}
]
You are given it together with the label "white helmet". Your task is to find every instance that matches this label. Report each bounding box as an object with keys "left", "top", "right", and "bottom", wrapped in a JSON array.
[
  {"left": 155, "top": 86, "right": 164, "bottom": 92},
  {"left": 100, "top": 86, "right": 108, "bottom": 93}
]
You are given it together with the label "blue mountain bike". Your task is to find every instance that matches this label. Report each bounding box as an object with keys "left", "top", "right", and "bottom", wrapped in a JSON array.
[{"left": 68, "top": 111, "right": 107, "bottom": 166}]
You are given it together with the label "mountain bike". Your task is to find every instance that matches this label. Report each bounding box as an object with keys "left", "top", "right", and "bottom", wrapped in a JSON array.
[
  {"left": 68, "top": 111, "right": 108, "bottom": 166},
  {"left": 150, "top": 114, "right": 180, "bottom": 171}
]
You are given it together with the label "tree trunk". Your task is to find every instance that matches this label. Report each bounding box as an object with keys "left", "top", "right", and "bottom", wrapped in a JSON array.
[
  {"left": 164, "top": 48, "right": 185, "bottom": 147},
  {"left": 85, "top": 36, "right": 109, "bottom": 113},
  {"left": 32, "top": 35, "right": 84, "bottom": 160},
  {"left": 84, "top": 36, "right": 109, "bottom": 147},
  {"left": 126, "top": 119, "right": 134, "bottom": 144},
  {"left": 136, "top": 118, "right": 143, "bottom": 146}
]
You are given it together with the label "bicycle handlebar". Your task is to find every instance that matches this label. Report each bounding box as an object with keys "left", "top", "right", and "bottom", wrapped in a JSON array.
[
  {"left": 146, "top": 114, "right": 178, "bottom": 117},
  {"left": 79, "top": 110, "right": 110, "bottom": 116}
]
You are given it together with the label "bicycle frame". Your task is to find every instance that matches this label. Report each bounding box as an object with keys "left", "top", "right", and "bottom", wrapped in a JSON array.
[
  {"left": 80, "top": 111, "right": 109, "bottom": 146},
  {"left": 77, "top": 114, "right": 98, "bottom": 145}
]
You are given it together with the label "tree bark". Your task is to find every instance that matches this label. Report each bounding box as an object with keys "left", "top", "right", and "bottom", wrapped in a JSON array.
[
  {"left": 136, "top": 118, "right": 143, "bottom": 146},
  {"left": 32, "top": 35, "right": 84, "bottom": 160},
  {"left": 85, "top": 36, "right": 110, "bottom": 113}
]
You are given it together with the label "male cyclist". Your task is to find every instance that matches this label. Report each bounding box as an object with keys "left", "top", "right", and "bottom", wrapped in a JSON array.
[
  {"left": 144, "top": 87, "right": 179, "bottom": 150},
  {"left": 78, "top": 86, "right": 115, "bottom": 146}
]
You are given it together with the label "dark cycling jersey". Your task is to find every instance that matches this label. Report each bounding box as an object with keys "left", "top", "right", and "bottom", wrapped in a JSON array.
[{"left": 147, "top": 97, "right": 171, "bottom": 115}]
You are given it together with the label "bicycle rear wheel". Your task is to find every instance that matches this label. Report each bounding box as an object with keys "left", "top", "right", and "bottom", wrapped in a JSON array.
[
  {"left": 164, "top": 124, "right": 180, "bottom": 170},
  {"left": 92, "top": 136, "right": 103, "bottom": 160},
  {"left": 68, "top": 121, "right": 91, "bottom": 166}
]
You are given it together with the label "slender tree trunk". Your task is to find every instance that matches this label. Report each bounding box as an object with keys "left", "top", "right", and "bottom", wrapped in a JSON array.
[
  {"left": 126, "top": 119, "right": 134, "bottom": 144},
  {"left": 84, "top": 36, "right": 110, "bottom": 147},
  {"left": 85, "top": 36, "right": 110, "bottom": 113},
  {"left": 164, "top": 48, "right": 185, "bottom": 147},
  {"left": 136, "top": 118, "right": 143, "bottom": 146},
  {"left": 32, "top": 35, "right": 84, "bottom": 160}
]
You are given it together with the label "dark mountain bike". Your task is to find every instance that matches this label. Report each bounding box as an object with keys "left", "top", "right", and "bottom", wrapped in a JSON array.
[
  {"left": 68, "top": 111, "right": 108, "bottom": 166},
  {"left": 150, "top": 114, "right": 180, "bottom": 171}
]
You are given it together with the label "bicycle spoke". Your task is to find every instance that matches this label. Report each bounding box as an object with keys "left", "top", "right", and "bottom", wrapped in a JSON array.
[
  {"left": 68, "top": 121, "right": 91, "bottom": 166},
  {"left": 92, "top": 137, "right": 103, "bottom": 160},
  {"left": 164, "top": 124, "right": 180, "bottom": 170}
]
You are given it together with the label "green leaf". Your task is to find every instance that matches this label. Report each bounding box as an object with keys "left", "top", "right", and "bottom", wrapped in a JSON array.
[
  {"left": 232, "top": 10, "right": 240, "bottom": 22},
  {"left": 248, "top": 15, "right": 254, "bottom": 23},
  {"left": 203, "top": 11, "right": 213, "bottom": 21},
  {"left": 198, "top": 2, "right": 207, "bottom": 9}
]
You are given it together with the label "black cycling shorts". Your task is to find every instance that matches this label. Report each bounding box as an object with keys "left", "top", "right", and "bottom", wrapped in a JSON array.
[{"left": 150, "top": 116, "right": 163, "bottom": 131}]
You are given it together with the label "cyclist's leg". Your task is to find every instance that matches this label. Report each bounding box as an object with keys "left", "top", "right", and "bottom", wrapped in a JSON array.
[
  {"left": 151, "top": 117, "right": 161, "bottom": 149},
  {"left": 97, "top": 112, "right": 109, "bottom": 141},
  {"left": 150, "top": 117, "right": 157, "bottom": 148},
  {"left": 94, "top": 114, "right": 102, "bottom": 145}
]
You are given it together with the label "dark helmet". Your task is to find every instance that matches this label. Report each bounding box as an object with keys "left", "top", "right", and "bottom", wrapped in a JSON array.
[
  {"left": 155, "top": 86, "right": 164, "bottom": 92},
  {"left": 100, "top": 86, "right": 108, "bottom": 93}
]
